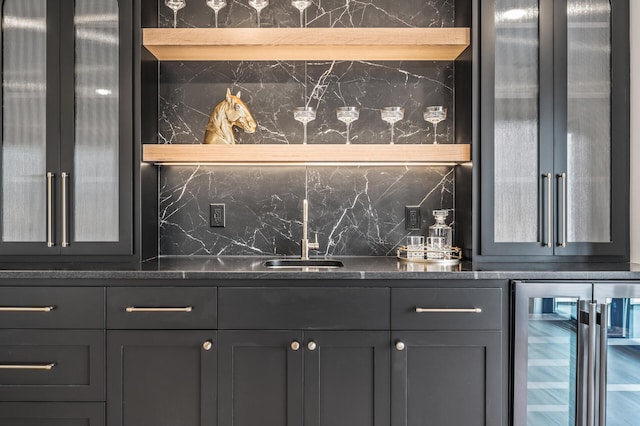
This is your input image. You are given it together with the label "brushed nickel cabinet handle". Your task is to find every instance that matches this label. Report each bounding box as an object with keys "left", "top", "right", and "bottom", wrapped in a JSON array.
[
  {"left": 125, "top": 306, "right": 193, "bottom": 313},
  {"left": 395, "top": 341, "right": 405, "bottom": 351},
  {"left": 0, "top": 306, "right": 55, "bottom": 312},
  {"left": 415, "top": 307, "right": 482, "bottom": 313},
  {"left": 307, "top": 341, "right": 317, "bottom": 351},
  {"left": 47, "top": 172, "right": 55, "bottom": 247},
  {"left": 544, "top": 172, "right": 552, "bottom": 248},
  {"left": 0, "top": 363, "right": 56, "bottom": 370},
  {"left": 290, "top": 341, "right": 300, "bottom": 351},
  {"left": 559, "top": 172, "right": 567, "bottom": 248},
  {"left": 61, "top": 172, "right": 69, "bottom": 247},
  {"left": 202, "top": 340, "right": 213, "bottom": 351}
]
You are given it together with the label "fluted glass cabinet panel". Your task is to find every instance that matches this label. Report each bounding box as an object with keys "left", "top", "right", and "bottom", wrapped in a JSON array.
[
  {"left": 565, "top": 0, "right": 611, "bottom": 243},
  {"left": 73, "top": 0, "right": 119, "bottom": 242},
  {"left": 1, "top": 0, "right": 47, "bottom": 242},
  {"left": 493, "top": 0, "right": 539, "bottom": 243}
]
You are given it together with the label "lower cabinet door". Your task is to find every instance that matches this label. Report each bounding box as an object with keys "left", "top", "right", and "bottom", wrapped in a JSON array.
[
  {"left": 303, "top": 331, "right": 390, "bottom": 426},
  {"left": 391, "top": 331, "right": 502, "bottom": 426},
  {"left": 217, "top": 331, "right": 304, "bottom": 426},
  {"left": 107, "top": 331, "right": 216, "bottom": 426},
  {"left": 0, "top": 402, "right": 104, "bottom": 425}
]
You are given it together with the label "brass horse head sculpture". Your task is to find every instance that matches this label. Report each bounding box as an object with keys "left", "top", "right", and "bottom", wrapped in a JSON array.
[{"left": 203, "top": 88, "right": 257, "bottom": 144}]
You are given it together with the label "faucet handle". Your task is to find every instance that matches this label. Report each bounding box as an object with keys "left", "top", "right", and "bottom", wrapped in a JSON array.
[{"left": 309, "top": 233, "right": 320, "bottom": 250}]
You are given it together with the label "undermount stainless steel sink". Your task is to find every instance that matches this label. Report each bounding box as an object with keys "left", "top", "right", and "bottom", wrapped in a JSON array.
[{"left": 264, "top": 259, "right": 344, "bottom": 268}]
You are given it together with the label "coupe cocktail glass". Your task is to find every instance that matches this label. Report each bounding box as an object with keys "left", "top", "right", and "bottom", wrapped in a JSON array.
[
  {"left": 293, "top": 106, "right": 316, "bottom": 144},
  {"left": 249, "top": 0, "right": 269, "bottom": 27},
  {"left": 165, "top": 0, "right": 186, "bottom": 28},
  {"left": 380, "top": 106, "right": 404, "bottom": 144},
  {"left": 206, "top": 0, "right": 227, "bottom": 27},
  {"left": 291, "top": 0, "right": 312, "bottom": 27},
  {"left": 424, "top": 106, "right": 447, "bottom": 144},
  {"left": 336, "top": 106, "right": 360, "bottom": 144}
]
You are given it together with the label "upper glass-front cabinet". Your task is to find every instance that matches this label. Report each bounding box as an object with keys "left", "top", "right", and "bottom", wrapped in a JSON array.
[
  {"left": 481, "top": 0, "right": 629, "bottom": 259},
  {"left": 0, "top": 0, "right": 132, "bottom": 257}
]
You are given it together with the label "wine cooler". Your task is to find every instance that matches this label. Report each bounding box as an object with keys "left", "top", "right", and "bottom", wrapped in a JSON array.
[{"left": 513, "top": 282, "right": 640, "bottom": 425}]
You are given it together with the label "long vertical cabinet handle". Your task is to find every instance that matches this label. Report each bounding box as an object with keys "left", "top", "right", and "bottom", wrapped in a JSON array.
[
  {"left": 46, "top": 172, "right": 55, "bottom": 247},
  {"left": 598, "top": 303, "right": 608, "bottom": 426},
  {"left": 559, "top": 173, "right": 567, "bottom": 248},
  {"left": 61, "top": 172, "right": 69, "bottom": 247},
  {"left": 587, "top": 302, "right": 597, "bottom": 426},
  {"left": 577, "top": 300, "right": 589, "bottom": 426},
  {"left": 547, "top": 173, "right": 552, "bottom": 247}
]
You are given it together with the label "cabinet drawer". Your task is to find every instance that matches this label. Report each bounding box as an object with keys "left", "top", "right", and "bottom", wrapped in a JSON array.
[
  {"left": 391, "top": 288, "right": 502, "bottom": 330},
  {"left": 0, "top": 330, "right": 105, "bottom": 401},
  {"left": 0, "top": 287, "right": 104, "bottom": 329},
  {"left": 107, "top": 287, "right": 217, "bottom": 329},
  {"left": 0, "top": 402, "right": 105, "bottom": 425},
  {"left": 219, "top": 287, "right": 389, "bottom": 329}
]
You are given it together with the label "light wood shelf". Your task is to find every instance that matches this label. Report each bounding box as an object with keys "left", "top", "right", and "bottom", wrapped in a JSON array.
[
  {"left": 142, "top": 144, "right": 471, "bottom": 165},
  {"left": 142, "top": 28, "right": 470, "bottom": 61}
]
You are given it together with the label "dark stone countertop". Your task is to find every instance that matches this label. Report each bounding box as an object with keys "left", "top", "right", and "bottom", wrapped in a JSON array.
[{"left": 0, "top": 256, "right": 639, "bottom": 282}]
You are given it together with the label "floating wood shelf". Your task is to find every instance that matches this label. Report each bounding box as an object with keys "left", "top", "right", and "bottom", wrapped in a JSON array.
[
  {"left": 142, "top": 144, "right": 471, "bottom": 165},
  {"left": 142, "top": 28, "right": 470, "bottom": 61}
]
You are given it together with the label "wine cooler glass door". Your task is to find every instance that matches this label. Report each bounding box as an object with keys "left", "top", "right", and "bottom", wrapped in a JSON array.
[
  {"left": 513, "top": 282, "right": 592, "bottom": 426},
  {"left": 595, "top": 284, "right": 640, "bottom": 424}
]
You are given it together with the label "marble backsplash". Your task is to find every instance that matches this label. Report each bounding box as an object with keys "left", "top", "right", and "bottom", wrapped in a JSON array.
[
  {"left": 156, "top": 0, "right": 458, "bottom": 256},
  {"left": 160, "top": 166, "right": 454, "bottom": 256}
]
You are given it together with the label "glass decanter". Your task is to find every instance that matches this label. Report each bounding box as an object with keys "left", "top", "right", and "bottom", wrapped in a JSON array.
[{"left": 428, "top": 209, "right": 452, "bottom": 249}]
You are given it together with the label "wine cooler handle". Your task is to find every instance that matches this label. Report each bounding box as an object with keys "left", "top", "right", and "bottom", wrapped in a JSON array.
[
  {"left": 587, "top": 302, "right": 597, "bottom": 426},
  {"left": 577, "top": 300, "right": 588, "bottom": 426},
  {"left": 598, "top": 303, "right": 608, "bottom": 426}
]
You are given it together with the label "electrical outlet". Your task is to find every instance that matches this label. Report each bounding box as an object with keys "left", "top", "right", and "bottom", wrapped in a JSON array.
[
  {"left": 210, "top": 203, "right": 225, "bottom": 227},
  {"left": 405, "top": 206, "right": 421, "bottom": 230}
]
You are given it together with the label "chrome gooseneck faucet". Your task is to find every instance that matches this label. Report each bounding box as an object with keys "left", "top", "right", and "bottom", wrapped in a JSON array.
[{"left": 301, "top": 199, "right": 319, "bottom": 260}]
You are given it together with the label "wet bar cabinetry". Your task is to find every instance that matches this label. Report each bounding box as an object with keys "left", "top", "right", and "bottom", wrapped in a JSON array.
[
  {"left": 0, "top": 279, "right": 507, "bottom": 426},
  {"left": 0, "top": 0, "right": 133, "bottom": 259},
  {"left": 476, "top": 0, "right": 629, "bottom": 261}
]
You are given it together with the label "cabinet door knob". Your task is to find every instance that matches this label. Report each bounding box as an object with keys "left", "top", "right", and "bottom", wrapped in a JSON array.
[
  {"left": 307, "top": 341, "right": 317, "bottom": 351},
  {"left": 291, "top": 341, "right": 300, "bottom": 351},
  {"left": 395, "top": 341, "right": 405, "bottom": 351},
  {"left": 202, "top": 340, "right": 213, "bottom": 351}
]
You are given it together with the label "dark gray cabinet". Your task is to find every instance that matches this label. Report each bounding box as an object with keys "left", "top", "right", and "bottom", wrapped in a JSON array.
[
  {"left": 391, "top": 331, "right": 502, "bottom": 426},
  {"left": 217, "top": 331, "right": 303, "bottom": 426},
  {"left": 217, "top": 330, "right": 390, "bottom": 426},
  {"left": 107, "top": 330, "right": 217, "bottom": 426},
  {"left": 0, "top": 286, "right": 106, "bottom": 424},
  {"left": 391, "top": 287, "right": 504, "bottom": 426},
  {"left": 0, "top": 0, "right": 133, "bottom": 258},
  {"left": 478, "top": 0, "right": 629, "bottom": 260},
  {"left": 0, "top": 402, "right": 105, "bottom": 426},
  {"left": 105, "top": 286, "right": 218, "bottom": 426}
]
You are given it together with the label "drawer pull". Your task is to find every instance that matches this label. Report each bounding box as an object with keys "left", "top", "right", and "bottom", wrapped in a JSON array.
[
  {"left": 0, "top": 363, "right": 56, "bottom": 370},
  {"left": 125, "top": 306, "right": 193, "bottom": 313},
  {"left": 0, "top": 306, "right": 56, "bottom": 312},
  {"left": 415, "top": 307, "right": 482, "bottom": 314}
]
